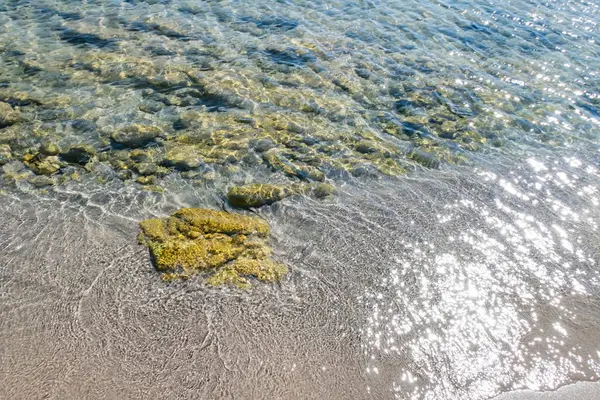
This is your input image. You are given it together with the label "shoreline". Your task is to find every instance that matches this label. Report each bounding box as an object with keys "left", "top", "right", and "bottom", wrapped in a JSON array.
[{"left": 493, "top": 381, "right": 600, "bottom": 400}]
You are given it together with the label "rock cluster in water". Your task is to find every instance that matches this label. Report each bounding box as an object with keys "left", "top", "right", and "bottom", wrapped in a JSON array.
[
  {"left": 138, "top": 208, "right": 287, "bottom": 288},
  {"left": 0, "top": 0, "right": 592, "bottom": 196},
  {"left": 0, "top": 9, "right": 545, "bottom": 194}
]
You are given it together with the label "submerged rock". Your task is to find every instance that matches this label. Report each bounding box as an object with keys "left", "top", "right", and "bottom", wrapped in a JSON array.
[
  {"left": 28, "top": 175, "right": 56, "bottom": 187},
  {"left": 111, "top": 125, "right": 162, "bottom": 148},
  {"left": 24, "top": 154, "right": 62, "bottom": 175},
  {"left": 162, "top": 145, "right": 203, "bottom": 170},
  {"left": 0, "top": 144, "right": 12, "bottom": 165},
  {"left": 39, "top": 142, "right": 61, "bottom": 156},
  {"left": 263, "top": 149, "right": 325, "bottom": 181},
  {"left": 138, "top": 208, "right": 287, "bottom": 288},
  {"left": 0, "top": 102, "right": 21, "bottom": 128},
  {"left": 61, "top": 145, "right": 96, "bottom": 164},
  {"left": 138, "top": 101, "right": 163, "bottom": 114},
  {"left": 227, "top": 183, "right": 298, "bottom": 208},
  {"left": 132, "top": 162, "right": 158, "bottom": 176},
  {"left": 409, "top": 148, "right": 441, "bottom": 169},
  {"left": 227, "top": 182, "right": 337, "bottom": 208},
  {"left": 135, "top": 175, "right": 156, "bottom": 185},
  {"left": 253, "top": 138, "right": 276, "bottom": 153},
  {"left": 311, "top": 183, "right": 337, "bottom": 198}
]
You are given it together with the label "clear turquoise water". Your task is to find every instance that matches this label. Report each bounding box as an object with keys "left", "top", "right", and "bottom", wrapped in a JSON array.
[{"left": 1, "top": 1, "right": 600, "bottom": 399}]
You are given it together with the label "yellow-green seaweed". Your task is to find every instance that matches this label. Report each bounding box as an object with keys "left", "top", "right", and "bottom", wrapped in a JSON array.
[{"left": 138, "top": 208, "right": 286, "bottom": 287}]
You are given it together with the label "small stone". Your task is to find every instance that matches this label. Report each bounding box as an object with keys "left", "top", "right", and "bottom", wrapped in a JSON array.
[
  {"left": 141, "top": 185, "right": 164, "bottom": 193},
  {"left": 129, "top": 149, "right": 152, "bottom": 162},
  {"left": 61, "top": 145, "right": 96, "bottom": 164},
  {"left": 0, "top": 102, "right": 21, "bottom": 128},
  {"left": 355, "top": 142, "right": 378, "bottom": 154},
  {"left": 254, "top": 138, "right": 276, "bottom": 153},
  {"left": 355, "top": 68, "right": 370, "bottom": 79},
  {"left": 135, "top": 175, "right": 156, "bottom": 185},
  {"left": 351, "top": 165, "right": 378, "bottom": 178},
  {"left": 138, "top": 101, "right": 163, "bottom": 114},
  {"left": 27, "top": 155, "right": 61, "bottom": 175},
  {"left": 112, "top": 150, "right": 130, "bottom": 161},
  {"left": 181, "top": 170, "right": 201, "bottom": 179},
  {"left": 312, "top": 183, "right": 337, "bottom": 198},
  {"left": 0, "top": 144, "right": 12, "bottom": 166},
  {"left": 71, "top": 119, "right": 96, "bottom": 132},
  {"left": 173, "top": 110, "right": 204, "bottom": 130},
  {"left": 263, "top": 149, "right": 324, "bottom": 181},
  {"left": 110, "top": 159, "right": 129, "bottom": 170},
  {"left": 28, "top": 175, "right": 56, "bottom": 187},
  {"left": 118, "top": 170, "right": 133, "bottom": 181},
  {"left": 39, "top": 142, "right": 61, "bottom": 156},
  {"left": 111, "top": 125, "right": 162, "bottom": 148},
  {"left": 133, "top": 162, "right": 158, "bottom": 176},
  {"left": 202, "top": 170, "right": 217, "bottom": 181},
  {"left": 227, "top": 183, "right": 296, "bottom": 208},
  {"left": 409, "top": 149, "right": 441, "bottom": 169},
  {"left": 163, "top": 146, "right": 203, "bottom": 170}
]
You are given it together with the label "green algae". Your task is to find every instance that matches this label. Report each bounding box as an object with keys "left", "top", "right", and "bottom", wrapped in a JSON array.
[{"left": 138, "top": 208, "right": 286, "bottom": 287}]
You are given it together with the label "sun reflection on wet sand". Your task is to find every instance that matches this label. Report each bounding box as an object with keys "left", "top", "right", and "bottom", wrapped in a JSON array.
[{"left": 360, "top": 154, "right": 600, "bottom": 399}]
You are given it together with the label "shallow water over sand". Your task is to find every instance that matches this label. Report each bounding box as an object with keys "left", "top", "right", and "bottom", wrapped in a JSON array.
[
  {"left": 1, "top": 0, "right": 600, "bottom": 399},
  {"left": 2, "top": 147, "right": 599, "bottom": 399}
]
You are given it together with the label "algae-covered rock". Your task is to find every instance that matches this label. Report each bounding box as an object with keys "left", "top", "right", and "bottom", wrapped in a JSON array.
[
  {"left": 227, "top": 182, "right": 337, "bottom": 208},
  {"left": 139, "top": 101, "right": 163, "bottom": 114},
  {"left": 227, "top": 183, "right": 298, "bottom": 208},
  {"left": 25, "top": 154, "right": 62, "bottom": 175},
  {"left": 118, "top": 170, "right": 133, "bottom": 181},
  {"left": 138, "top": 208, "right": 286, "bottom": 287},
  {"left": 39, "top": 142, "right": 61, "bottom": 156},
  {"left": 409, "top": 148, "right": 441, "bottom": 169},
  {"left": 163, "top": 145, "right": 203, "bottom": 170},
  {"left": 136, "top": 175, "right": 156, "bottom": 185},
  {"left": 61, "top": 145, "right": 96, "bottom": 164},
  {"left": 355, "top": 141, "right": 378, "bottom": 154},
  {"left": 28, "top": 175, "right": 56, "bottom": 187},
  {"left": 0, "top": 144, "right": 12, "bottom": 166},
  {"left": 111, "top": 124, "right": 162, "bottom": 148},
  {"left": 133, "top": 162, "right": 158, "bottom": 176},
  {"left": 263, "top": 149, "right": 325, "bottom": 181},
  {"left": 311, "top": 183, "right": 337, "bottom": 198},
  {"left": 253, "top": 138, "right": 276, "bottom": 153},
  {"left": 0, "top": 102, "right": 21, "bottom": 128}
]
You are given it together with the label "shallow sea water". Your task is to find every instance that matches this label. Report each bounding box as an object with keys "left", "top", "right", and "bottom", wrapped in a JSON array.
[{"left": 1, "top": 0, "right": 600, "bottom": 399}]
